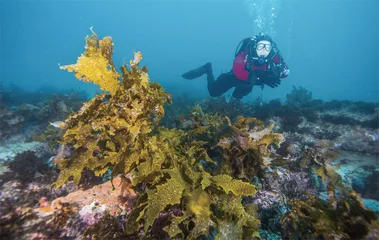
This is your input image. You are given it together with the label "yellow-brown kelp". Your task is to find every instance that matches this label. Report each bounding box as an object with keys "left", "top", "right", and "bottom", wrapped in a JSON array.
[
  {"left": 180, "top": 105, "right": 284, "bottom": 181},
  {"left": 60, "top": 29, "right": 120, "bottom": 95},
  {"left": 54, "top": 29, "right": 260, "bottom": 239},
  {"left": 125, "top": 127, "right": 260, "bottom": 239},
  {"left": 299, "top": 143, "right": 346, "bottom": 204},
  {"left": 215, "top": 116, "right": 284, "bottom": 180},
  {"left": 282, "top": 141, "right": 379, "bottom": 239},
  {"left": 54, "top": 28, "right": 170, "bottom": 188},
  {"left": 280, "top": 192, "right": 378, "bottom": 239}
]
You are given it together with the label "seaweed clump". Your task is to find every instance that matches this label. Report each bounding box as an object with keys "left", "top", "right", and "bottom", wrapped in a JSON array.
[
  {"left": 299, "top": 142, "right": 343, "bottom": 195},
  {"left": 280, "top": 192, "right": 378, "bottom": 239},
  {"left": 54, "top": 29, "right": 170, "bottom": 188},
  {"left": 53, "top": 29, "right": 260, "bottom": 239},
  {"left": 215, "top": 116, "right": 284, "bottom": 181},
  {"left": 280, "top": 141, "right": 379, "bottom": 239},
  {"left": 175, "top": 105, "right": 284, "bottom": 182},
  {"left": 286, "top": 86, "right": 312, "bottom": 106}
]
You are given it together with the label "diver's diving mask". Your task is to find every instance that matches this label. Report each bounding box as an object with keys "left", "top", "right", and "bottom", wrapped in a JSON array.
[{"left": 256, "top": 42, "right": 272, "bottom": 51}]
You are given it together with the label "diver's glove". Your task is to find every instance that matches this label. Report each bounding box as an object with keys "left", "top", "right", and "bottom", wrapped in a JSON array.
[
  {"left": 264, "top": 77, "right": 281, "bottom": 88},
  {"left": 247, "top": 71, "right": 263, "bottom": 86}
]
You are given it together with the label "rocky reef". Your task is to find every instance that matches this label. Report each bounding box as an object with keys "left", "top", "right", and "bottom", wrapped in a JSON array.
[{"left": 0, "top": 30, "right": 378, "bottom": 240}]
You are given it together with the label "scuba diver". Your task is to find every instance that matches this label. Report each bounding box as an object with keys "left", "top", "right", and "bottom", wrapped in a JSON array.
[{"left": 181, "top": 33, "right": 290, "bottom": 100}]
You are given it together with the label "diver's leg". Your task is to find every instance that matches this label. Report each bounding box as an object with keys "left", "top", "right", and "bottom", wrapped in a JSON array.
[
  {"left": 208, "top": 71, "right": 238, "bottom": 97},
  {"left": 182, "top": 62, "right": 212, "bottom": 80},
  {"left": 232, "top": 82, "right": 253, "bottom": 99}
]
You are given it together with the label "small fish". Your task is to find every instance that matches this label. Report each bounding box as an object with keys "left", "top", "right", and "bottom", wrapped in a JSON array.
[{"left": 49, "top": 121, "right": 66, "bottom": 129}]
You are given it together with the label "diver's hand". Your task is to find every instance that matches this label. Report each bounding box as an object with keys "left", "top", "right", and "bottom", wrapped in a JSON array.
[
  {"left": 264, "top": 78, "right": 281, "bottom": 88},
  {"left": 247, "top": 73, "right": 257, "bottom": 85},
  {"left": 272, "top": 64, "right": 284, "bottom": 78},
  {"left": 247, "top": 71, "right": 263, "bottom": 86}
]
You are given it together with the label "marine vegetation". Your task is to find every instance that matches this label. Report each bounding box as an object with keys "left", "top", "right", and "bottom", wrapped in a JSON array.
[
  {"left": 286, "top": 85, "right": 313, "bottom": 105},
  {"left": 214, "top": 116, "right": 284, "bottom": 181},
  {"left": 175, "top": 104, "right": 284, "bottom": 182},
  {"left": 280, "top": 192, "right": 378, "bottom": 239},
  {"left": 277, "top": 139, "right": 379, "bottom": 239},
  {"left": 2, "top": 28, "right": 376, "bottom": 240},
  {"left": 299, "top": 141, "right": 344, "bottom": 194},
  {"left": 53, "top": 29, "right": 261, "bottom": 239}
]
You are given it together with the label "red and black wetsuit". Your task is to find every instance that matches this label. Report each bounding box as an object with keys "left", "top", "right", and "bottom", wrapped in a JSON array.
[{"left": 207, "top": 38, "right": 289, "bottom": 99}]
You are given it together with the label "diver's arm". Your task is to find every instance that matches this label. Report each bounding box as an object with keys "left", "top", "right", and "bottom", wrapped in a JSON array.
[{"left": 247, "top": 70, "right": 264, "bottom": 86}]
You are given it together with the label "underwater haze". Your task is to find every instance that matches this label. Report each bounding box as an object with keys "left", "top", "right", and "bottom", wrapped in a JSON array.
[{"left": 1, "top": 0, "right": 378, "bottom": 102}]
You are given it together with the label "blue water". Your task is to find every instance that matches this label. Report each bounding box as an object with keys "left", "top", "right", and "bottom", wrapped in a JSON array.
[{"left": 1, "top": 0, "right": 378, "bottom": 102}]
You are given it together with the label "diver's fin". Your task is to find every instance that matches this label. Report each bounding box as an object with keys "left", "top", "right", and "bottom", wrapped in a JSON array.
[{"left": 182, "top": 62, "right": 211, "bottom": 80}]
